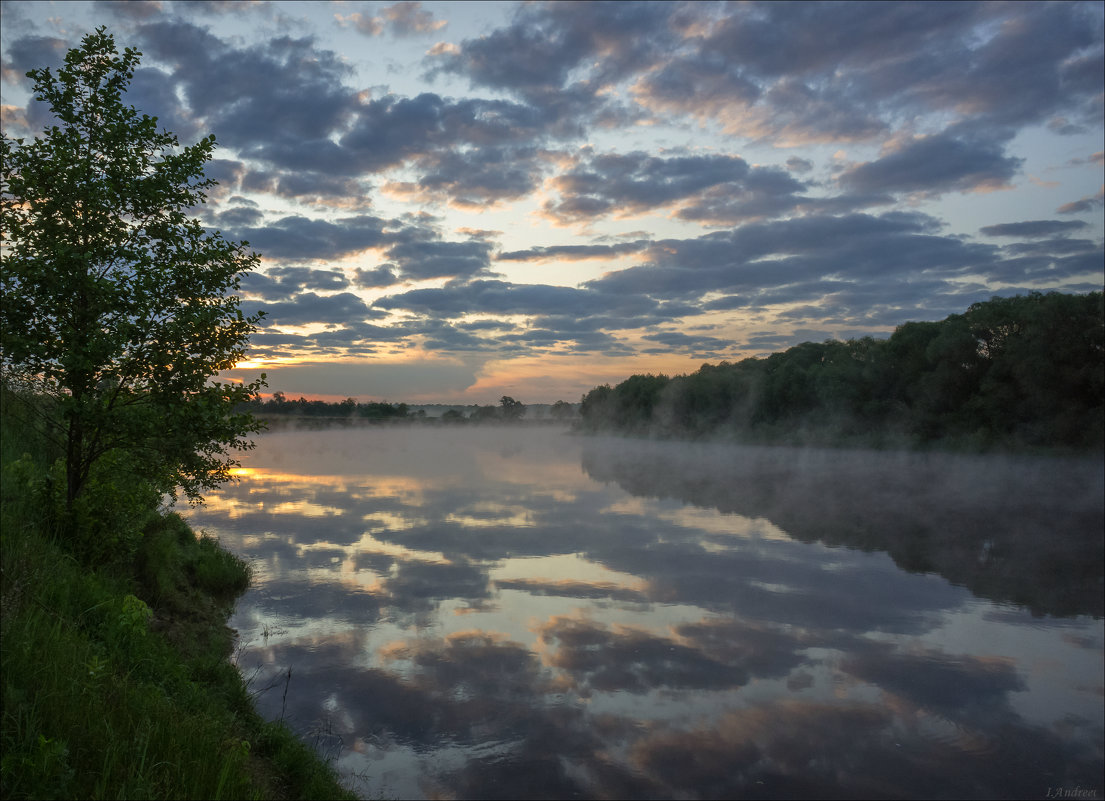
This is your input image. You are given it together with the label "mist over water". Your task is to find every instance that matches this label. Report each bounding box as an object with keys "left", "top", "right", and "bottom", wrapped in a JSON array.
[{"left": 187, "top": 423, "right": 1104, "bottom": 800}]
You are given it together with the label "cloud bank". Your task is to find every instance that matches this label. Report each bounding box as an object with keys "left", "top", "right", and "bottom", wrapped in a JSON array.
[{"left": 2, "top": 0, "right": 1101, "bottom": 400}]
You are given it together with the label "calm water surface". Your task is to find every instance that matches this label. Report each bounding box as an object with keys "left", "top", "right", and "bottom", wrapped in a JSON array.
[{"left": 187, "top": 423, "right": 1104, "bottom": 800}]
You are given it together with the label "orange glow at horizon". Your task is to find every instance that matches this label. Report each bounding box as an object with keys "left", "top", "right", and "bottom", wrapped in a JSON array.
[{"left": 223, "top": 349, "right": 732, "bottom": 405}]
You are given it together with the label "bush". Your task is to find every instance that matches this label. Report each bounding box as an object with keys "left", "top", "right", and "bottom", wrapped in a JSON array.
[{"left": 51, "top": 451, "right": 164, "bottom": 568}]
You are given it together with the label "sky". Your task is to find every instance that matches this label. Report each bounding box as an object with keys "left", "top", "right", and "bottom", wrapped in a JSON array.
[{"left": 1, "top": 0, "right": 1103, "bottom": 404}]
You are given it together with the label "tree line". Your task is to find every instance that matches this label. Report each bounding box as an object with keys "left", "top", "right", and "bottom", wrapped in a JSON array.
[
  {"left": 244, "top": 392, "right": 417, "bottom": 420},
  {"left": 579, "top": 291, "right": 1104, "bottom": 451},
  {"left": 241, "top": 394, "right": 579, "bottom": 422}
]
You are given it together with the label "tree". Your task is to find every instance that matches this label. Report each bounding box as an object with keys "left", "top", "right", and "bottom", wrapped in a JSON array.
[
  {"left": 579, "top": 384, "right": 614, "bottom": 430},
  {"left": 550, "top": 399, "right": 575, "bottom": 420},
  {"left": 499, "top": 395, "right": 525, "bottom": 420},
  {"left": 0, "top": 28, "right": 266, "bottom": 514},
  {"left": 612, "top": 373, "right": 669, "bottom": 431},
  {"left": 471, "top": 404, "right": 499, "bottom": 422}
]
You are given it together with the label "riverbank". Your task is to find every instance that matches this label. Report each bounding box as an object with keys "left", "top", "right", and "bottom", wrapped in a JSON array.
[{"left": 0, "top": 398, "right": 356, "bottom": 799}]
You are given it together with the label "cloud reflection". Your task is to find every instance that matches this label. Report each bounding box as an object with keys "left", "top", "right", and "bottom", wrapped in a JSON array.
[
  {"left": 535, "top": 614, "right": 804, "bottom": 696},
  {"left": 189, "top": 426, "right": 1102, "bottom": 799}
]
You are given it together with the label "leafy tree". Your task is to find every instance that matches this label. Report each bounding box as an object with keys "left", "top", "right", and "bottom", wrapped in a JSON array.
[
  {"left": 499, "top": 395, "right": 525, "bottom": 420},
  {"left": 963, "top": 292, "right": 1104, "bottom": 446},
  {"left": 611, "top": 373, "right": 669, "bottom": 432},
  {"left": 0, "top": 29, "right": 266, "bottom": 514},
  {"left": 579, "top": 384, "right": 614, "bottom": 429},
  {"left": 471, "top": 404, "right": 500, "bottom": 422},
  {"left": 550, "top": 399, "right": 575, "bottom": 419}
]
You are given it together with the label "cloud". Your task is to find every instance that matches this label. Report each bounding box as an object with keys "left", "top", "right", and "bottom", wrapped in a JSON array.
[
  {"left": 337, "top": 2, "right": 446, "bottom": 39},
  {"left": 248, "top": 291, "right": 373, "bottom": 327},
  {"left": 3, "top": 1, "right": 1099, "bottom": 393},
  {"left": 385, "top": 145, "right": 546, "bottom": 207},
  {"left": 0, "top": 103, "right": 30, "bottom": 136},
  {"left": 998, "top": 238, "right": 1100, "bottom": 258},
  {"left": 213, "top": 203, "right": 264, "bottom": 229},
  {"left": 306, "top": 322, "right": 410, "bottom": 352},
  {"left": 92, "top": 0, "right": 166, "bottom": 20},
  {"left": 226, "top": 360, "right": 480, "bottom": 399},
  {"left": 1058, "top": 186, "right": 1105, "bottom": 214},
  {"left": 11, "top": 15, "right": 567, "bottom": 202},
  {"left": 675, "top": 166, "right": 812, "bottom": 225},
  {"left": 135, "top": 21, "right": 359, "bottom": 153},
  {"left": 691, "top": 2, "right": 984, "bottom": 81},
  {"left": 426, "top": 0, "right": 675, "bottom": 100},
  {"left": 380, "top": 2, "right": 447, "bottom": 37},
  {"left": 980, "top": 220, "right": 1090, "bottom": 238},
  {"left": 336, "top": 93, "right": 554, "bottom": 183},
  {"left": 838, "top": 132, "right": 1024, "bottom": 196},
  {"left": 384, "top": 237, "right": 495, "bottom": 281},
  {"left": 231, "top": 214, "right": 389, "bottom": 262},
  {"left": 201, "top": 159, "right": 247, "bottom": 193},
  {"left": 586, "top": 212, "right": 996, "bottom": 301},
  {"left": 238, "top": 271, "right": 283, "bottom": 300},
  {"left": 631, "top": 4, "right": 966, "bottom": 140},
  {"left": 1047, "top": 116, "right": 1087, "bottom": 136},
  {"left": 541, "top": 149, "right": 807, "bottom": 225},
  {"left": 786, "top": 156, "right": 814, "bottom": 173},
  {"left": 504, "top": 327, "right": 633, "bottom": 356},
  {"left": 725, "top": 2, "right": 1100, "bottom": 134},
  {"left": 337, "top": 93, "right": 448, "bottom": 172},
  {"left": 629, "top": 53, "right": 762, "bottom": 132},
  {"left": 335, "top": 11, "right": 384, "bottom": 37},
  {"left": 2, "top": 34, "right": 68, "bottom": 88},
  {"left": 640, "top": 330, "right": 735, "bottom": 358},
  {"left": 242, "top": 168, "right": 371, "bottom": 208},
  {"left": 266, "top": 266, "right": 350, "bottom": 293},
  {"left": 430, "top": 2, "right": 1103, "bottom": 149},
  {"left": 374, "top": 279, "right": 662, "bottom": 321},
  {"left": 498, "top": 241, "right": 650, "bottom": 263},
  {"left": 353, "top": 265, "right": 400, "bottom": 288},
  {"left": 745, "top": 76, "right": 890, "bottom": 144}
]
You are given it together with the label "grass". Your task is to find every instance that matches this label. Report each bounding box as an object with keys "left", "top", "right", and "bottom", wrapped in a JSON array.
[{"left": 0, "top": 390, "right": 356, "bottom": 800}]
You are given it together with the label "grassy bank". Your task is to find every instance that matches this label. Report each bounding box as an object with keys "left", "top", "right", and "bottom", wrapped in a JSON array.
[{"left": 0, "top": 393, "right": 356, "bottom": 800}]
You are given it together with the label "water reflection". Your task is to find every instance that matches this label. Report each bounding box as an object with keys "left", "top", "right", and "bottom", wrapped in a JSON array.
[
  {"left": 187, "top": 425, "right": 1104, "bottom": 799},
  {"left": 580, "top": 438, "right": 1105, "bottom": 618}
]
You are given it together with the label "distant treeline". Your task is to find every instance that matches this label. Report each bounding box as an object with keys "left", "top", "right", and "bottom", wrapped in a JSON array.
[
  {"left": 242, "top": 393, "right": 579, "bottom": 422},
  {"left": 578, "top": 291, "right": 1104, "bottom": 451},
  {"left": 243, "top": 392, "right": 417, "bottom": 419}
]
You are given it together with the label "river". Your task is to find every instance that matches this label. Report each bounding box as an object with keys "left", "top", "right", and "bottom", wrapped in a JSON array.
[{"left": 186, "top": 422, "right": 1104, "bottom": 799}]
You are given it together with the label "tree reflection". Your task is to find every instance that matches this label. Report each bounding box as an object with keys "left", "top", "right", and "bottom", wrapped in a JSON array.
[{"left": 582, "top": 440, "right": 1104, "bottom": 617}]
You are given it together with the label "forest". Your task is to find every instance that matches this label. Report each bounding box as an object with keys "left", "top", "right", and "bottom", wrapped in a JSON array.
[{"left": 578, "top": 291, "right": 1104, "bottom": 452}]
